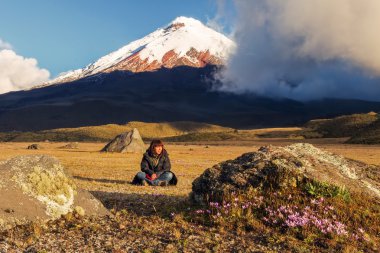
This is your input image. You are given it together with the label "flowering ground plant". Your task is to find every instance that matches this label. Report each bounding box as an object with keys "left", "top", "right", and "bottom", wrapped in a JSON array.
[{"left": 190, "top": 185, "right": 378, "bottom": 252}]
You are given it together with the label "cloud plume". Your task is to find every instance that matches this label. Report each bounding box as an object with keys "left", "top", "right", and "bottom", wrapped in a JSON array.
[
  {"left": 0, "top": 45, "right": 50, "bottom": 94},
  {"left": 217, "top": 0, "right": 380, "bottom": 100}
]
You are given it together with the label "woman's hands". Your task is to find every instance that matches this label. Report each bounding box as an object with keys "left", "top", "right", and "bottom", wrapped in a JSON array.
[{"left": 151, "top": 173, "right": 157, "bottom": 180}]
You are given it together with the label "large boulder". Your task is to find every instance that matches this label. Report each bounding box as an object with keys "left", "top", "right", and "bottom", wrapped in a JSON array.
[
  {"left": 0, "top": 155, "right": 108, "bottom": 230},
  {"left": 101, "top": 128, "right": 145, "bottom": 153},
  {"left": 191, "top": 143, "right": 380, "bottom": 204}
]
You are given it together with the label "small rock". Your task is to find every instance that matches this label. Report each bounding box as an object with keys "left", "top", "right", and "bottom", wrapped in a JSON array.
[
  {"left": 74, "top": 206, "right": 85, "bottom": 217},
  {"left": 27, "top": 144, "right": 40, "bottom": 150},
  {"left": 59, "top": 142, "right": 79, "bottom": 149}
]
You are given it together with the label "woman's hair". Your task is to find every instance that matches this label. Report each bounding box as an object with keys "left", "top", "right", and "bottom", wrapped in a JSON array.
[{"left": 149, "top": 139, "right": 164, "bottom": 153}]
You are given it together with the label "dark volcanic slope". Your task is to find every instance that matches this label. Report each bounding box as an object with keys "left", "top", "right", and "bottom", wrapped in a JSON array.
[{"left": 1, "top": 66, "right": 380, "bottom": 131}]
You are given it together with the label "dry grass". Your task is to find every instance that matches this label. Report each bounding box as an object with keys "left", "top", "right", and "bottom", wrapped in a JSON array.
[
  {"left": 240, "top": 127, "right": 303, "bottom": 135},
  {"left": 164, "top": 127, "right": 304, "bottom": 142},
  {"left": 0, "top": 121, "right": 232, "bottom": 142},
  {"left": 0, "top": 142, "right": 250, "bottom": 197},
  {"left": 1, "top": 139, "right": 380, "bottom": 197}
]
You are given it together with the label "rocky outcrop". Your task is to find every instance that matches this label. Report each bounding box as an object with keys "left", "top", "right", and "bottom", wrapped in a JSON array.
[
  {"left": 27, "top": 144, "right": 41, "bottom": 150},
  {"left": 105, "top": 51, "right": 161, "bottom": 73},
  {"left": 0, "top": 155, "right": 108, "bottom": 230},
  {"left": 59, "top": 142, "right": 79, "bottom": 149},
  {"left": 191, "top": 143, "right": 380, "bottom": 204},
  {"left": 101, "top": 128, "right": 145, "bottom": 153},
  {"left": 104, "top": 48, "right": 223, "bottom": 73}
]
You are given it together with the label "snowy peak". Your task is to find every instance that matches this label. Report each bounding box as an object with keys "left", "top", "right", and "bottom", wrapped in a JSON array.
[{"left": 47, "top": 17, "right": 235, "bottom": 85}]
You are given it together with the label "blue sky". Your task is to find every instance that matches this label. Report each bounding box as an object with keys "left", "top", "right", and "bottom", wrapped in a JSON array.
[{"left": 0, "top": 0, "right": 233, "bottom": 77}]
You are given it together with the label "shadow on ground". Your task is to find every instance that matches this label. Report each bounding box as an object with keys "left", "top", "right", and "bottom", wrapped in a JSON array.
[
  {"left": 90, "top": 190, "right": 191, "bottom": 217},
  {"left": 73, "top": 176, "right": 130, "bottom": 184}
]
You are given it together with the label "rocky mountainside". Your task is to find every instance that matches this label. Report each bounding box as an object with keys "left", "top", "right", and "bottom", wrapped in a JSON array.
[{"left": 42, "top": 17, "right": 234, "bottom": 86}]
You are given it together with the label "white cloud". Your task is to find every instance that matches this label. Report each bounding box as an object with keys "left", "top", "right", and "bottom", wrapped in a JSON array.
[
  {"left": 217, "top": 0, "right": 380, "bottom": 100},
  {"left": 0, "top": 48, "right": 50, "bottom": 94},
  {"left": 0, "top": 38, "right": 12, "bottom": 50}
]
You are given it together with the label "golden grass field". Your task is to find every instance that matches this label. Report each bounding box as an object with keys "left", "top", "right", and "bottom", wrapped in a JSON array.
[
  {"left": 2, "top": 139, "right": 380, "bottom": 252},
  {"left": 1, "top": 138, "right": 380, "bottom": 200}
]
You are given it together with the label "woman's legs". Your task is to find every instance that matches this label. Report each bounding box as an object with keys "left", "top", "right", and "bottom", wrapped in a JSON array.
[
  {"left": 153, "top": 172, "right": 173, "bottom": 186},
  {"left": 136, "top": 172, "right": 152, "bottom": 185}
]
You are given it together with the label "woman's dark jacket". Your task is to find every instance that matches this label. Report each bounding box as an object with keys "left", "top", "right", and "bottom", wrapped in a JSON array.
[
  {"left": 132, "top": 149, "right": 177, "bottom": 185},
  {"left": 141, "top": 149, "right": 171, "bottom": 176}
]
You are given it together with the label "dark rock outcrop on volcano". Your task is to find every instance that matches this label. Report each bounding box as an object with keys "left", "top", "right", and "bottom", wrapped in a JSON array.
[{"left": 191, "top": 143, "right": 380, "bottom": 204}]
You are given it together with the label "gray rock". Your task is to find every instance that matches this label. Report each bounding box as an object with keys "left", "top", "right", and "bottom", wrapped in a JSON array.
[
  {"left": 27, "top": 144, "right": 40, "bottom": 150},
  {"left": 101, "top": 128, "right": 145, "bottom": 153},
  {"left": 59, "top": 142, "right": 79, "bottom": 149},
  {"left": 0, "top": 155, "right": 108, "bottom": 230},
  {"left": 191, "top": 143, "right": 380, "bottom": 205}
]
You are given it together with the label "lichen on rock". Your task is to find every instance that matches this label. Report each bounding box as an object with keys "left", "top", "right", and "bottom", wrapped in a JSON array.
[
  {"left": 11, "top": 158, "right": 77, "bottom": 218},
  {"left": 0, "top": 155, "right": 108, "bottom": 228}
]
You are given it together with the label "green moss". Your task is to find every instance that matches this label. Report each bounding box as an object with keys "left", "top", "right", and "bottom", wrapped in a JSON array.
[{"left": 303, "top": 180, "right": 351, "bottom": 202}]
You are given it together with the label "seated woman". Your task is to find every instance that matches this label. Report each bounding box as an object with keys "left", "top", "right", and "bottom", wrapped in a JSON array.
[{"left": 132, "top": 140, "right": 177, "bottom": 186}]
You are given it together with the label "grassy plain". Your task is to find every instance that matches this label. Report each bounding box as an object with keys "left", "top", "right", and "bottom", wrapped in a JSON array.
[
  {"left": 1, "top": 138, "right": 380, "bottom": 200},
  {"left": 1, "top": 139, "right": 380, "bottom": 251}
]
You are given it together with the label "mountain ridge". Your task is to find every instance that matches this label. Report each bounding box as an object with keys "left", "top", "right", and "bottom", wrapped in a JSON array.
[{"left": 2, "top": 66, "right": 380, "bottom": 132}]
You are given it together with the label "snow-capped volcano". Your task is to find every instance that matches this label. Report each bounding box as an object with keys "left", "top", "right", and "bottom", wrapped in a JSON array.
[{"left": 48, "top": 17, "right": 235, "bottom": 85}]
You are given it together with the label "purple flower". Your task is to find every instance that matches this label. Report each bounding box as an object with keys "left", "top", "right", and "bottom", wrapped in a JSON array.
[
  {"left": 209, "top": 202, "right": 220, "bottom": 208},
  {"left": 223, "top": 203, "right": 231, "bottom": 208}
]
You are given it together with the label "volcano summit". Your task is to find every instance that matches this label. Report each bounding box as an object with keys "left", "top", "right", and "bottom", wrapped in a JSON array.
[{"left": 46, "top": 17, "right": 235, "bottom": 85}]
